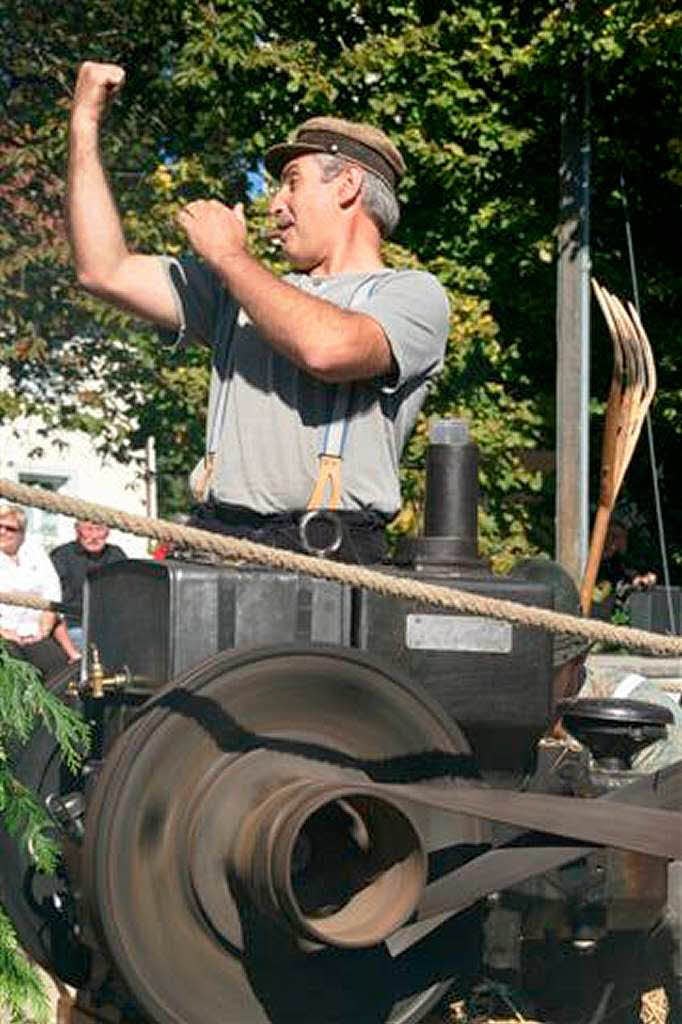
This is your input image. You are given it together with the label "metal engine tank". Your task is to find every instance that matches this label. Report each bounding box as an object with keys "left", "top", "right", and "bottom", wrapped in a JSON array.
[
  {"left": 0, "top": 421, "right": 680, "bottom": 1024},
  {"left": 360, "top": 419, "right": 553, "bottom": 784},
  {"left": 83, "top": 420, "right": 553, "bottom": 786}
]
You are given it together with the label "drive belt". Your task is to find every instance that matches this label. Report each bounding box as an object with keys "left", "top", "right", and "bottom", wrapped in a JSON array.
[
  {"left": 379, "top": 764, "right": 682, "bottom": 951},
  {"left": 384, "top": 775, "right": 682, "bottom": 860}
]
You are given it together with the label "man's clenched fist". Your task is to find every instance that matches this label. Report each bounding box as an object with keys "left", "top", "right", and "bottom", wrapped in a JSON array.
[{"left": 72, "top": 61, "right": 125, "bottom": 123}]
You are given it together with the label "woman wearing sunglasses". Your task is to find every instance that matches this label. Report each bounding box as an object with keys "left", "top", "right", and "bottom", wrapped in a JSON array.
[{"left": 0, "top": 504, "right": 73, "bottom": 677}]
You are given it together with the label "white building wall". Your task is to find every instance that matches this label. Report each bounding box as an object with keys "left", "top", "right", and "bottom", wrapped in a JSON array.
[{"left": 0, "top": 417, "right": 152, "bottom": 559}]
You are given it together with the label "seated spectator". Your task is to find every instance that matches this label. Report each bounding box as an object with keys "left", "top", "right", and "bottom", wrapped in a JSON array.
[
  {"left": 577, "top": 669, "right": 682, "bottom": 772},
  {"left": 0, "top": 504, "right": 76, "bottom": 676},
  {"left": 50, "top": 521, "right": 127, "bottom": 650},
  {"left": 512, "top": 556, "right": 681, "bottom": 767},
  {"left": 598, "top": 519, "right": 657, "bottom": 608}
]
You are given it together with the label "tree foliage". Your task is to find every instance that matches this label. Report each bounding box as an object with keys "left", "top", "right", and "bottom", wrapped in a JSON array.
[
  {"left": 0, "top": 645, "right": 90, "bottom": 1021},
  {"left": 0, "top": 644, "right": 89, "bottom": 871},
  {"left": 1, "top": 0, "right": 681, "bottom": 569},
  {"left": 0, "top": 904, "right": 50, "bottom": 1024}
]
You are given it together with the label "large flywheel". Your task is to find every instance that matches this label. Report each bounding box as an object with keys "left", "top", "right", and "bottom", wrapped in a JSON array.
[{"left": 82, "top": 646, "right": 482, "bottom": 1024}]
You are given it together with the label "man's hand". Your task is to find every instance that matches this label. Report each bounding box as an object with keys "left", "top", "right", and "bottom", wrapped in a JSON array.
[
  {"left": 0, "top": 628, "right": 22, "bottom": 644},
  {"left": 177, "top": 200, "right": 248, "bottom": 269},
  {"left": 632, "top": 571, "right": 657, "bottom": 590},
  {"left": 72, "top": 61, "right": 125, "bottom": 125}
]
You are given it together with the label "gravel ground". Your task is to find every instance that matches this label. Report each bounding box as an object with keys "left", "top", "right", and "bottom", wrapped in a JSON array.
[
  {"left": 35, "top": 965, "right": 671, "bottom": 1023},
  {"left": 423, "top": 984, "right": 670, "bottom": 1024}
]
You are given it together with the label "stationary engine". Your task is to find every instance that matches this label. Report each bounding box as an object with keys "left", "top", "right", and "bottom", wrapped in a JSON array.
[{"left": 0, "top": 422, "right": 679, "bottom": 1024}]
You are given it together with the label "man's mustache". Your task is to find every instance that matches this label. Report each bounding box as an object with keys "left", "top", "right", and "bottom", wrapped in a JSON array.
[{"left": 267, "top": 216, "right": 295, "bottom": 239}]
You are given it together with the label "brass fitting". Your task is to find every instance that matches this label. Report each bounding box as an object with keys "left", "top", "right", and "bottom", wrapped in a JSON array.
[{"left": 87, "top": 645, "right": 129, "bottom": 698}]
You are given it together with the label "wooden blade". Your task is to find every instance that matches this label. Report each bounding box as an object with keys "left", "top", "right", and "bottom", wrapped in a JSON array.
[{"left": 580, "top": 280, "right": 656, "bottom": 615}]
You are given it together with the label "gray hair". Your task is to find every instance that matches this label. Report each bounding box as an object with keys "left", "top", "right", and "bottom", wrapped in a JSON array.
[{"left": 314, "top": 154, "right": 400, "bottom": 238}]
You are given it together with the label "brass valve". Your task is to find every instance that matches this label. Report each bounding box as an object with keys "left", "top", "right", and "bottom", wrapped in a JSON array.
[
  {"left": 67, "top": 645, "right": 128, "bottom": 698},
  {"left": 89, "top": 644, "right": 129, "bottom": 697}
]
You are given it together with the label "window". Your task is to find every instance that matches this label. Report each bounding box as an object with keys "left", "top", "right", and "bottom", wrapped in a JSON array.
[{"left": 18, "top": 472, "right": 68, "bottom": 552}]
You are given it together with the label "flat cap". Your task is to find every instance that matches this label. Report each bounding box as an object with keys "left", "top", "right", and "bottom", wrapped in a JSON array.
[{"left": 264, "top": 116, "right": 406, "bottom": 192}]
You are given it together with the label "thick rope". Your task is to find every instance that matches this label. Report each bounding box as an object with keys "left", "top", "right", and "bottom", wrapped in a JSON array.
[
  {"left": 3, "top": 477, "right": 682, "bottom": 657},
  {"left": 6, "top": 575, "right": 677, "bottom": 693}
]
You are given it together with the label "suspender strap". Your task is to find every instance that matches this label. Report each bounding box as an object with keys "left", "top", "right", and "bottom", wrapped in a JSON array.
[
  {"left": 207, "top": 307, "right": 237, "bottom": 458},
  {"left": 306, "top": 455, "right": 342, "bottom": 510},
  {"left": 306, "top": 385, "right": 354, "bottom": 511},
  {"left": 306, "top": 277, "right": 378, "bottom": 512},
  {"left": 190, "top": 303, "right": 238, "bottom": 505}
]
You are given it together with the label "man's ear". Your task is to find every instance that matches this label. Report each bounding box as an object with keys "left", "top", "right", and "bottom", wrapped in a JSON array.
[{"left": 336, "top": 164, "right": 364, "bottom": 209}]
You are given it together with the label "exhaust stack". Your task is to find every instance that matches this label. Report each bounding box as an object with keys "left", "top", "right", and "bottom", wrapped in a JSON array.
[{"left": 400, "top": 419, "right": 488, "bottom": 575}]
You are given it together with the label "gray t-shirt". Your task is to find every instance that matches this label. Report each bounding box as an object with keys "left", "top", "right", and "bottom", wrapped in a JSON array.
[{"left": 160, "top": 257, "right": 450, "bottom": 515}]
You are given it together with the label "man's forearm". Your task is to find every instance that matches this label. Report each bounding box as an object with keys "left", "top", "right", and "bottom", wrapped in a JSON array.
[
  {"left": 39, "top": 610, "right": 57, "bottom": 639},
  {"left": 212, "top": 251, "right": 391, "bottom": 382},
  {"left": 67, "top": 62, "right": 179, "bottom": 328}
]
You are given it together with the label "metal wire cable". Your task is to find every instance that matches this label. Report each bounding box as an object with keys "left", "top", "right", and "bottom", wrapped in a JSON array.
[{"left": 619, "top": 171, "right": 676, "bottom": 634}]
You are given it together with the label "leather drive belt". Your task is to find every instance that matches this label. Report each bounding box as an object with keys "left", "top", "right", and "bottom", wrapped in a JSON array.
[
  {"left": 381, "top": 764, "right": 682, "bottom": 955},
  {"left": 387, "top": 776, "right": 682, "bottom": 860}
]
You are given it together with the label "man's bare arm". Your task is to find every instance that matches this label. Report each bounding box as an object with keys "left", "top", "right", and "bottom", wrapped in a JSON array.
[
  {"left": 68, "top": 62, "right": 178, "bottom": 329},
  {"left": 176, "top": 199, "right": 393, "bottom": 383},
  {"left": 217, "top": 253, "right": 393, "bottom": 383}
]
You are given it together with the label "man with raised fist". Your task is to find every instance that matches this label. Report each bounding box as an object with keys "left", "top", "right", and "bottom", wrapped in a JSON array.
[{"left": 68, "top": 61, "right": 449, "bottom": 564}]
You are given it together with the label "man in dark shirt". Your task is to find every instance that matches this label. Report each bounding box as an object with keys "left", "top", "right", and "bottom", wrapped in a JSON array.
[
  {"left": 50, "top": 520, "right": 127, "bottom": 648},
  {"left": 597, "top": 519, "right": 656, "bottom": 612}
]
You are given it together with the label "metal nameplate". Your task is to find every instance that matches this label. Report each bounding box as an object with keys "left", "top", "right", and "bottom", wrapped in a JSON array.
[{"left": 406, "top": 614, "right": 512, "bottom": 653}]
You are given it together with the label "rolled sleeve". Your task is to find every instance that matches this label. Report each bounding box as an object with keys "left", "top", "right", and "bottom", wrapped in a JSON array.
[
  {"left": 355, "top": 270, "right": 450, "bottom": 390},
  {"left": 158, "top": 256, "right": 229, "bottom": 348}
]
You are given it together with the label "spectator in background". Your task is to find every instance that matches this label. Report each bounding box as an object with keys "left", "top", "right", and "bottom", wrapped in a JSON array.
[
  {"left": 511, "top": 556, "right": 680, "bottom": 765},
  {"left": 597, "top": 519, "right": 657, "bottom": 612},
  {"left": 0, "top": 504, "right": 77, "bottom": 675},
  {"left": 50, "top": 520, "right": 127, "bottom": 650}
]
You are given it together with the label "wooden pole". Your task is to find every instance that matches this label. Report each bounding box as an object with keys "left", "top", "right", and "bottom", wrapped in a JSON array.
[{"left": 556, "top": 61, "right": 591, "bottom": 587}]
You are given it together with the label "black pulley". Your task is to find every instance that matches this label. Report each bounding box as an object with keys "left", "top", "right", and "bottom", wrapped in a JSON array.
[{"left": 558, "top": 698, "right": 674, "bottom": 768}]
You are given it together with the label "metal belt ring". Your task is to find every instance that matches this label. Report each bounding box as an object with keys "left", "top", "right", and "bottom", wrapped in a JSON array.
[{"left": 298, "top": 509, "right": 343, "bottom": 557}]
